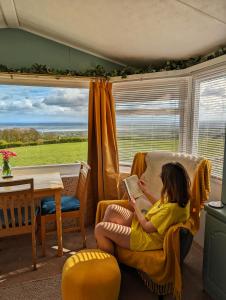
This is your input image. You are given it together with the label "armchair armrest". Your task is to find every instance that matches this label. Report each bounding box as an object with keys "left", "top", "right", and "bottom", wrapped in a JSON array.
[{"left": 95, "top": 199, "right": 131, "bottom": 224}]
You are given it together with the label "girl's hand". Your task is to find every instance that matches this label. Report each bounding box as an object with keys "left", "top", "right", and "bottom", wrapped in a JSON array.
[
  {"left": 138, "top": 179, "right": 151, "bottom": 195},
  {"left": 130, "top": 196, "right": 136, "bottom": 208}
]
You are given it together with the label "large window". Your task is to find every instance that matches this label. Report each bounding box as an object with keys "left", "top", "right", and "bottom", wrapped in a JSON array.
[
  {"left": 113, "top": 78, "right": 189, "bottom": 163},
  {"left": 0, "top": 85, "right": 88, "bottom": 167},
  {"left": 193, "top": 67, "right": 226, "bottom": 178},
  {"left": 114, "top": 65, "right": 226, "bottom": 179}
]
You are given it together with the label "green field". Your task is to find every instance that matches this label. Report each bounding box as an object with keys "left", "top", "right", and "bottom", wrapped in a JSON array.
[
  {"left": 3, "top": 136, "right": 223, "bottom": 179},
  {"left": 8, "top": 139, "right": 179, "bottom": 167},
  {"left": 117, "top": 138, "right": 179, "bottom": 162},
  {"left": 8, "top": 142, "right": 88, "bottom": 167}
]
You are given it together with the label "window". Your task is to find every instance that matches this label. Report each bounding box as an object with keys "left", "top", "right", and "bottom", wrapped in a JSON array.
[
  {"left": 192, "top": 66, "right": 226, "bottom": 178},
  {"left": 113, "top": 78, "right": 189, "bottom": 163},
  {"left": 0, "top": 85, "right": 88, "bottom": 167}
]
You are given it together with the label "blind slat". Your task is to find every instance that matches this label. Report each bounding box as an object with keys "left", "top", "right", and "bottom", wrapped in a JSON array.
[
  {"left": 193, "top": 67, "right": 226, "bottom": 178},
  {"left": 113, "top": 78, "right": 189, "bottom": 163}
]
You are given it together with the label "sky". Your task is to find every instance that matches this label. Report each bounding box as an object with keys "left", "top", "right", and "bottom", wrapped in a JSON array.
[
  {"left": 199, "top": 76, "right": 226, "bottom": 122},
  {"left": 0, "top": 76, "right": 225, "bottom": 125},
  {"left": 0, "top": 85, "right": 89, "bottom": 123}
]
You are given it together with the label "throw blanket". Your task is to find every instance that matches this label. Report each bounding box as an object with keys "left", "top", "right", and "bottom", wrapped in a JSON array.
[{"left": 95, "top": 152, "right": 211, "bottom": 299}]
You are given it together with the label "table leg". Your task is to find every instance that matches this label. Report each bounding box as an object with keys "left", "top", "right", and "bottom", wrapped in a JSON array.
[{"left": 55, "top": 190, "right": 63, "bottom": 256}]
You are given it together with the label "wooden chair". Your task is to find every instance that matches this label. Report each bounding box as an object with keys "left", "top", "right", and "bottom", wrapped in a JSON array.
[
  {"left": 0, "top": 179, "right": 37, "bottom": 270},
  {"left": 40, "top": 162, "right": 91, "bottom": 256}
]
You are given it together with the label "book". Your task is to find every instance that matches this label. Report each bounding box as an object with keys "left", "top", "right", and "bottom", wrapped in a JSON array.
[{"left": 123, "top": 175, "right": 152, "bottom": 214}]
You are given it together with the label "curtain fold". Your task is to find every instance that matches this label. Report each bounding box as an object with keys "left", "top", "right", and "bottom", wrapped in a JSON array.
[{"left": 87, "top": 80, "right": 120, "bottom": 223}]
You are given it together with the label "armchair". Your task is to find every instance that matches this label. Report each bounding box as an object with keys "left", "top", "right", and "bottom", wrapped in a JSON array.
[{"left": 96, "top": 151, "right": 211, "bottom": 299}]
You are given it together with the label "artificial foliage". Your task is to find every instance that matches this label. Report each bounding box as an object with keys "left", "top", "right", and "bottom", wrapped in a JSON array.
[{"left": 0, "top": 46, "right": 225, "bottom": 78}]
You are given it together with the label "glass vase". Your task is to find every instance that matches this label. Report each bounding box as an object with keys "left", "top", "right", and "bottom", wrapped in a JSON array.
[{"left": 2, "top": 159, "right": 12, "bottom": 178}]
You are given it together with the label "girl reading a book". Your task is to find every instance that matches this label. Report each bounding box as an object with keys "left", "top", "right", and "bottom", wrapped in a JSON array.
[{"left": 95, "top": 162, "right": 190, "bottom": 254}]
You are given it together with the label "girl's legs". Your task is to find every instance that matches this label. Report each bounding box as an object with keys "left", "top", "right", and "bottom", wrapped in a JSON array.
[
  {"left": 95, "top": 205, "right": 134, "bottom": 254},
  {"left": 95, "top": 222, "right": 131, "bottom": 254},
  {"left": 103, "top": 204, "right": 134, "bottom": 226}
]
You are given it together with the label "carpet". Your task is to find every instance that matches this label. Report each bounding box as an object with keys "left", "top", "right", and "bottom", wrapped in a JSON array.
[{"left": 0, "top": 274, "right": 61, "bottom": 300}]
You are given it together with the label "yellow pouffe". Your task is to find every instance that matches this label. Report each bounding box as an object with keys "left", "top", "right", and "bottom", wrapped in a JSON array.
[{"left": 62, "top": 249, "right": 121, "bottom": 300}]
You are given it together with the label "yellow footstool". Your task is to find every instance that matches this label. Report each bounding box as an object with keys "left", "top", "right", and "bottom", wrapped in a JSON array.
[{"left": 62, "top": 249, "right": 121, "bottom": 300}]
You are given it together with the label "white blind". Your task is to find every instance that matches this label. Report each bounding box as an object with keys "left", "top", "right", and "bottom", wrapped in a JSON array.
[
  {"left": 113, "top": 77, "right": 189, "bottom": 163},
  {"left": 193, "top": 66, "right": 226, "bottom": 178}
]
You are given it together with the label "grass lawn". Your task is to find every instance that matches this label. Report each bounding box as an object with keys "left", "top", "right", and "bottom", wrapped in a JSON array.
[
  {"left": 9, "top": 142, "right": 88, "bottom": 167},
  {"left": 117, "top": 138, "right": 179, "bottom": 162},
  {"left": 7, "top": 138, "right": 178, "bottom": 167},
  {"left": 4, "top": 136, "right": 223, "bottom": 178}
]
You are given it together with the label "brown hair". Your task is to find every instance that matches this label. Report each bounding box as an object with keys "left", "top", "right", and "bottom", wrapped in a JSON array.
[{"left": 160, "top": 162, "right": 191, "bottom": 207}]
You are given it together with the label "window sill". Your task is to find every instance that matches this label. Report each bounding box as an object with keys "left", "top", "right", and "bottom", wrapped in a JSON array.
[{"left": 9, "top": 163, "right": 81, "bottom": 177}]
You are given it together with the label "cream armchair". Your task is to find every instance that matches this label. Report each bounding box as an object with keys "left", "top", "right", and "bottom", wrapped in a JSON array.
[
  {"left": 96, "top": 151, "right": 211, "bottom": 299},
  {"left": 130, "top": 151, "right": 205, "bottom": 214}
]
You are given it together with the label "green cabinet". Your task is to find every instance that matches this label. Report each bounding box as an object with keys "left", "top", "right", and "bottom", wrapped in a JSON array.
[{"left": 203, "top": 205, "right": 226, "bottom": 300}]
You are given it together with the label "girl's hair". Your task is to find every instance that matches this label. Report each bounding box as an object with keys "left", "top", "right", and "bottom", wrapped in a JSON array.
[{"left": 160, "top": 162, "right": 191, "bottom": 207}]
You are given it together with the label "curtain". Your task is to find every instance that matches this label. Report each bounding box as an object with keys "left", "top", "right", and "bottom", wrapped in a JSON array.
[{"left": 87, "top": 80, "right": 120, "bottom": 223}]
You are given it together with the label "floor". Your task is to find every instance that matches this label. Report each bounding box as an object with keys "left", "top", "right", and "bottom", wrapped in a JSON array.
[{"left": 0, "top": 227, "right": 212, "bottom": 300}]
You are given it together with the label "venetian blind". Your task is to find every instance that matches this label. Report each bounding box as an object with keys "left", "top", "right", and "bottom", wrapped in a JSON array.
[
  {"left": 113, "top": 77, "right": 189, "bottom": 163},
  {"left": 192, "top": 66, "right": 226, "bottom": 178}
]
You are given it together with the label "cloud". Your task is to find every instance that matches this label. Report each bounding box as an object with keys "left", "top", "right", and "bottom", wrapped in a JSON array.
[
  {"left": 43, "top": 89, "right": 88, "bottom": 109},
  {"left": 0, "top": 87, "right": 89, "bottom": 111},
  {"left": 201, "top": 86, "right": 226, "bottom": 98},
  {"left": 0, "top": 86, "right": 89, "bottom": 122},
  {"left": 1, "top": 95, "right": 10, "bottom": 100},
  {"left": 0, "top": 99, "right": 33, "bottom": 112}
]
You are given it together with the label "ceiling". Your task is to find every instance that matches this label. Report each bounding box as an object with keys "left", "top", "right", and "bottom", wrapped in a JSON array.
[{"left": 0, "top": 0, "right": 225, "bottom": 66}]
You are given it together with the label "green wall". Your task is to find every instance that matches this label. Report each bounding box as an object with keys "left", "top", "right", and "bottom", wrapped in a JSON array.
[{"left": 0, "top": 28, "right": 120, "bottom": 71}]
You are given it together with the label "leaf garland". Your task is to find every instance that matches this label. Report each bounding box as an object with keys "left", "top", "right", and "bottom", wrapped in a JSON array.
[{"left": 0, "top": 46, "right": 225, "bottom": 79}]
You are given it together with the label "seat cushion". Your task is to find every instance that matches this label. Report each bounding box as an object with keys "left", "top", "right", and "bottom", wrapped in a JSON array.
[
  {"left": 62, "top": 249, "right": 121, "bottom": 300},
  {"left": 41, "top": 195, "right": 80, "bottom": 215}
]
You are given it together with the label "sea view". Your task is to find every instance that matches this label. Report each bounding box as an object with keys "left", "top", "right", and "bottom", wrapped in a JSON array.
[
  {"left": 0, "top": 121, "right": 224, "bottom": 177},
  {"left": 0, "top": 121, "right": 224, "bottom": 136},
  {"left": 0, "top": 122, "right": 88, "bottom": 133}
]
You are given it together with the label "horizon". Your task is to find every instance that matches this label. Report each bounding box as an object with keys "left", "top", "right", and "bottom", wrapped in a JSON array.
[{"left": 0, "top": 121, "right": 88, "bottom": 124}]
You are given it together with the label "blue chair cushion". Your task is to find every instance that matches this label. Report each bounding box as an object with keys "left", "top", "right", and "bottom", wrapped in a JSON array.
[
  {"left": 41, "top": 195, "right": 80, "bottom": 215},
  {"left": 0, "top": 207, "right": 32, "bottom": 227}
]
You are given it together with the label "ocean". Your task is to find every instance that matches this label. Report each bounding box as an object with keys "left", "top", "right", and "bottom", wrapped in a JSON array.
[
  {"left": 0, "top": 122, "right": 88, "bottom": 133},
  {"left": 0, "top": 121, "right": 222, "bottom": 137}
]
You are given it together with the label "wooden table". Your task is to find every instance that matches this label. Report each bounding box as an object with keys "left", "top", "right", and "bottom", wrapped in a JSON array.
[{"left": 0, "top": 172, "right": 64, "bottom": 257}]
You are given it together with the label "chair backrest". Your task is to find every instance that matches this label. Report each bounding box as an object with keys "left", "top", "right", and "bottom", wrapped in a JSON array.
[
  {"left": 0, "top": 179, "right": 34, "bottom": 237},
  {"left": 76, "top": 162, "right": 91, "bottom": 210},
  {"left": 180, "top": 227, "right": 193, "bottom": 263},
  {"left": 141, "top": 151, "right": 204, "bottom": 201}
]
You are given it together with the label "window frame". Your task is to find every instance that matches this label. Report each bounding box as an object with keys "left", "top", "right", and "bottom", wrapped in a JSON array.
[
  {"left": 0, "top": 74, "right": 89, "bottom": 167},
  {"left": 0, "top": 72, "right": 90, "bottom": 89}
]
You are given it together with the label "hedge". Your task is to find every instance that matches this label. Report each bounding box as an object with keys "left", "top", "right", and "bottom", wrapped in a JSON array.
[{"left": 0, "top": 137, "right": 88, "bottom": 149}]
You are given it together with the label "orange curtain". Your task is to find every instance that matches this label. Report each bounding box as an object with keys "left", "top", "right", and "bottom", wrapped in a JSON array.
[{"left": 87, "top": 80, "right": 120, "bottom": 223}]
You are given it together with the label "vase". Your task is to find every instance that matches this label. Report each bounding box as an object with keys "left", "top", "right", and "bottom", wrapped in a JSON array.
[{"left": 2, "top": 159, "right": 12, "bottom": 178}]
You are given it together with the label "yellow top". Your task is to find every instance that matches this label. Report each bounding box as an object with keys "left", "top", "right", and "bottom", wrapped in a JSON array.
[{"left": 130, "top": 199, "right": 190, "bottom": 251}]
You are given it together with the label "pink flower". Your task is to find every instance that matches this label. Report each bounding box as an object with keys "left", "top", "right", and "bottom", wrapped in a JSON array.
[{"left": 0, "top": 150, "right": 17, "bottom": 161}]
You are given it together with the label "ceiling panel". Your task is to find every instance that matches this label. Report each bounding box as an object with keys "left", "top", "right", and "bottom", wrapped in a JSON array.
[
  {"left": 0, "top": 6, "right": 6, "bottom": 27},
  {"left": 1, "top": 0, "right": 226, "bottom": 65},
  {"left": 181, "top": 0, "right": 226, "bottom": 24}
]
